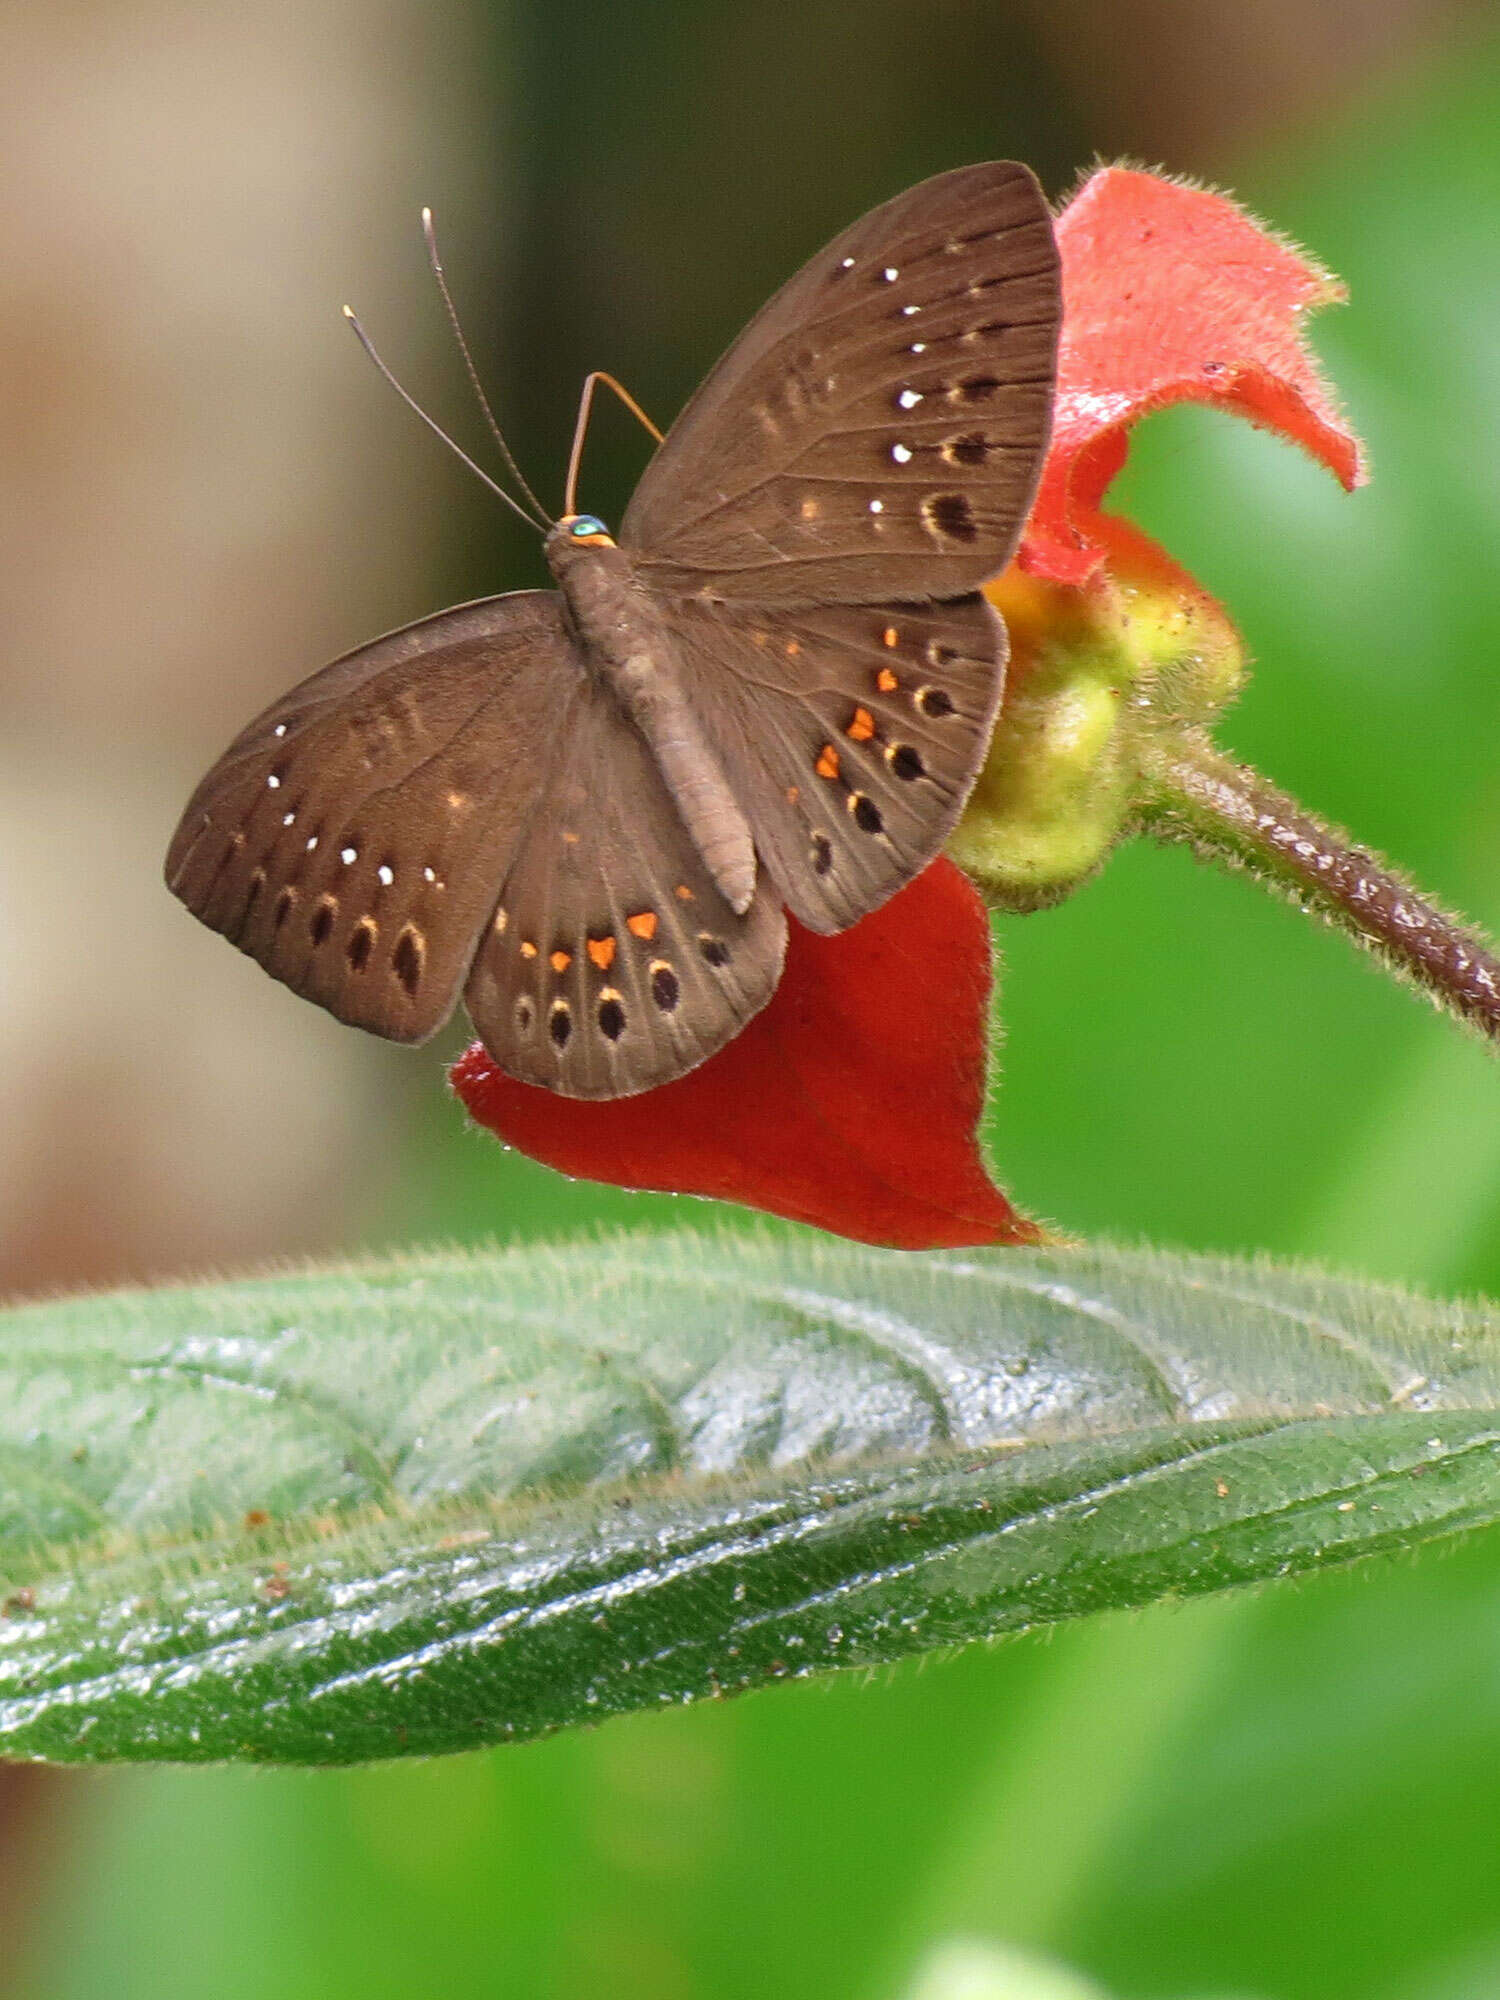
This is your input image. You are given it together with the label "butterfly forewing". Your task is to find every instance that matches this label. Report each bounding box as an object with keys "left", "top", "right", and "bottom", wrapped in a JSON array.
[
  {"left": 165, "top": 592, "right": 579, "bottom": 1042},
  {"left": 464, "top": 674, "right": 787, "bottom": 1097},
  {"left": 620, "top": 161, "right": 1060, "bottom": 606},
  {"left": 670, "top": 593, "right": 1004, "bottom": 931}
]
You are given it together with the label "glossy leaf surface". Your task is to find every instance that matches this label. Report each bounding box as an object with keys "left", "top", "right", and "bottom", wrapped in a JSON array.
[{"left": 2, "top": 1232, "right": 1497, "bottom": 1766}]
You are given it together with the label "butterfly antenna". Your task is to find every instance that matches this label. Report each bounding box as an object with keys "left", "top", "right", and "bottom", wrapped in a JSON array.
[
  {"left": 564, "top": 371, "right": 665, "bottom": 517},
  {"left": 341, "top": 306, "right": 544, "bottom": 534},
  {"left": 420, "top": 207, "right": 553, "bottom": 530}
]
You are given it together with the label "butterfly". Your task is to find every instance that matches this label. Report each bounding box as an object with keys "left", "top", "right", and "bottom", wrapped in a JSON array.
[{"left": 166, "top": 162, "right": 1061, "bottom": 1099}]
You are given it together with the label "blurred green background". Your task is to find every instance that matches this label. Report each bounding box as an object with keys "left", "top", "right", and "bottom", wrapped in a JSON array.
[{"left": 6, "top": 6, "right": 1500, "bottom": 1998}]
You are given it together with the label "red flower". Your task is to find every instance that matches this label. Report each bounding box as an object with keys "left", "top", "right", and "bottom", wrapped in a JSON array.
[
  {"left": 452, "top": 167, "right": 1365, "bottom": 1248},
  {"left": 1024, "top": 166, "right": 1364, "bottom": 591},
  {"left": 453, "top": 859, "right": 1036, "bottom": 1249}
]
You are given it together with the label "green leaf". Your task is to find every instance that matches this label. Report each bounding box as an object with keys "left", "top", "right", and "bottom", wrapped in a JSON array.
[{"left": 2, "top": 1231, "right": 1498, "bottom": 1767}]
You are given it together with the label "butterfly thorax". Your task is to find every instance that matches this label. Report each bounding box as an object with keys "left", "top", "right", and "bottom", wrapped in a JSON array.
[
  {"left": 545, "top": 518, "right": 659, "bottom": 696},
  {"left": 545, "top": 516, "right": 757, "bottom": 914}
]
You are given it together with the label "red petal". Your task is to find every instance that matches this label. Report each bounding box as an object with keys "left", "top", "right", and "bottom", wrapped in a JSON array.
[
  {"left": 1023, "top": 167, "right": 1367, "bottom": 586},
  {"left": 451, "top": 860, "right": 1046, "bottom": 1250}
]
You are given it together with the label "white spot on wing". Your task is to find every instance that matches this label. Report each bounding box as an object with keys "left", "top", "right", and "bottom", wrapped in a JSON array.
[
  {"left": 266, "top": 774, "right": 280, "bottom": 789},
  {"left": 897, "top": 389, "right": 923, "bottom": 410},
  {"left": 340, "top": 846, "right": 357, "bottom": 866},
  {"left": 882, "top": 266, "right": 899, "bottom": 282},
  {"left": 891, "top": 443, "right": 913, "bottom": 464},
  {"left": 377, "top": 864, "right": 394, "bottom": 887},
  {"left": 868, "top": 499, "right": 884, "bottom": 514}
]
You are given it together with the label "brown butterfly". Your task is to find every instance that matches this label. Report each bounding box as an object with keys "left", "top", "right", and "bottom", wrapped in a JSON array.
[{"left": 166, "top": 162, "right": 1061, "bottom": 1098}]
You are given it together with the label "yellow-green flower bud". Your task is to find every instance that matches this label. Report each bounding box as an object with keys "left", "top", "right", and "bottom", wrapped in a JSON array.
[{"left": 951, "top": 549, "right": 1246, "bottom": 910}]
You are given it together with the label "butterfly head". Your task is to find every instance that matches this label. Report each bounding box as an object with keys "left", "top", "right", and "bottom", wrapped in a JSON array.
[
  {"left": 546, "top": 512, "right": 623, "bottom": 591},
  {"left": 559, "top": 513, "right": 615, "bottom": 548}
]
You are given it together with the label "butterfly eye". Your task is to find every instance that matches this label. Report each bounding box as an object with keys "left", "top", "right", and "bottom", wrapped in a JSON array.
[{"left": 569, "top": 514, "right": 611, "bottom": 540}]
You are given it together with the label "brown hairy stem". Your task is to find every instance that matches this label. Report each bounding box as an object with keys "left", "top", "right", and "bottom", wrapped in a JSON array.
[{"left": 1138, "top": 734, "right": 1500, "bottom": 1043}]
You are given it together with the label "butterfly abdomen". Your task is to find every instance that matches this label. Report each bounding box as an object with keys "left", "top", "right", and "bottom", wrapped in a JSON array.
[{"left": 546, "top": 526, "right": 756, "bottom": 914}]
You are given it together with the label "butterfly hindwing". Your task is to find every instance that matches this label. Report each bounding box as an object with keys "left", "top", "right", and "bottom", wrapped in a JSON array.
[
  {"left": 165, "top": 591, "right": 580, "bottom": 1042},
  {"left": 670, "top": 592, "right": 1004, "bottom": 931},
  {"left": 464, "top": 674, "right": 787, "bottom": 1097},
  {"left": 620, "top": 161, "right": 1060, "bottom": 606}
]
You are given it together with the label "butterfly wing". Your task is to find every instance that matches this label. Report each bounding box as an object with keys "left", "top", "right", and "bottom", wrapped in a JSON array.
[
  {"left": 657, "top": 592, "right": 1000, "bottom": 932},
  {"left": 165, "top": 591, "right": 579, "bottom": 1043},
  {"left": 464, "top": 672, "right": 787, "bottom": 1098},
  {"left": 620, "top": 161, "right": 1060, "bottom": 606}
]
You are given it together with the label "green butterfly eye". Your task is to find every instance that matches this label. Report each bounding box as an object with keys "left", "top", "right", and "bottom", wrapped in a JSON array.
[{"left": 570, "top": 514, "right": 610, "bottom": 539}]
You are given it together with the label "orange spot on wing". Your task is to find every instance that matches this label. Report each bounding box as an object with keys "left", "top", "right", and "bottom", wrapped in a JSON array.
[
  {"left": 520, "top": 940, "right": 538, "bottom": 959},
  {"left": 847, "top": 707, "right": 876, "bottom": 742},
  {"left": 786, "top": 785, "right": 800, "bottom": 804},
  {"left": 876, "top": 666, "right": 899, "bottom": 692},
  {"left": 815, "top": 744, "right": 841, "bottom": 781},
  {"left": 882, "top": 625, "right": 899, "bottom": 648},
  {"left": 587, "top": 935, "right": 616, "bottom": 971},
  {"left": 787, "top": 640, "right": 801, "bottom": 657},
  {"left": 550, "top": 948, "right": 572, "bottom": 974},
  {"left": 627, "top": 910, "right": 658, "bottom": 941},
  {"left": 675, "top": 884, "right": 694, "bottom": 901}
]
